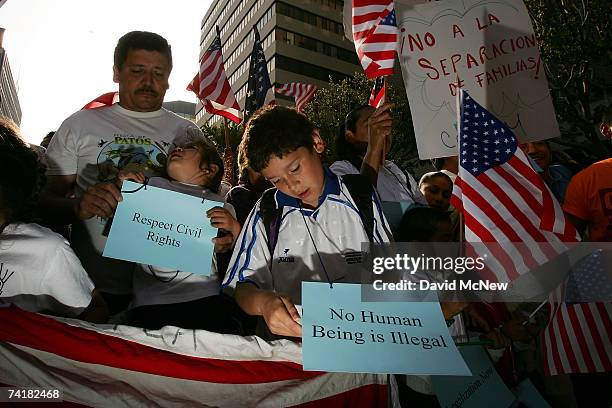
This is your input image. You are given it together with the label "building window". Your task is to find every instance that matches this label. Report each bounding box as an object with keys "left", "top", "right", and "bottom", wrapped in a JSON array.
[{"left": 275, "top": 55, "right": 349, "bottom": 83}]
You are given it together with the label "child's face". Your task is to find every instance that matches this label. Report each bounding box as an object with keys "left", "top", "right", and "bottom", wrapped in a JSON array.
[
  {"left": 261, "top": 144, "right": 325, "bottom": 208},
  {"left": 166, "top": 144, "right": 206, "bottom": 185},
  {"left": 420, "top": 176, "right": 452, "bottom": 212}
]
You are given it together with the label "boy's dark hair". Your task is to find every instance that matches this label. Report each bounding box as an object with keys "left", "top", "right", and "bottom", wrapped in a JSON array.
[
  {"left": 243, "top": 105, "right": 315, "bottom": 172},
  {"left": 334, "top": 105, "right": 374, "bottom": 168},
  {"left": 398, "top": 207, "right": 451, "bottom": 242},
  {"left": 114, "top": 31, "right": 172, "bottom": 70},
  {"left": 0, "top": 117, "right": 45, "bottom": 224}
]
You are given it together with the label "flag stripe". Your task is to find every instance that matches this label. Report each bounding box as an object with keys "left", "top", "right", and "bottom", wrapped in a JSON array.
[
  {"left": 0, "top": 307, "right": 314, "bottom": 384},
  {"left": 187, "top": 31, "right": 242, "bottom": 124},
  {"left": 352, "top": 0, "right": 398, "bottom": 78}
]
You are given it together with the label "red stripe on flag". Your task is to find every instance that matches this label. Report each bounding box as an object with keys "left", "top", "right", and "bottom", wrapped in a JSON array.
[
  {"left": 581, "top": 304, "right": 612, "bottom": 371},
  {"left": 566, "top": 305, "right": 597, "bottom": 372},
  {"left": 0, "top": 307, "right": 320, "bottom": 384}
]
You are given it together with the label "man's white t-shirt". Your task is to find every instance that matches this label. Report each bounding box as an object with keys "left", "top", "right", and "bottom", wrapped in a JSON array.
[
  {"left": 0, "top": 223, "right": 94, "bottom": 317},
  {"left": 330, "top": 160, "right": 427, "bottom": 205},
  {"left": 45, "top": 104, "right": 203, "bottom": 294},
  {"left": 130, "top": 177, "right": 234, "bottom": 308},
  {"left": 223, "top": 169, "right": 392, "bottom": 305}
]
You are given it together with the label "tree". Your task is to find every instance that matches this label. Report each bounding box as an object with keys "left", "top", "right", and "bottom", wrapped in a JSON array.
[
  {"left": 525, "top": 0, "right": 612, "bottom": 158},
  {"left": 303, "top": 72, "right": 419, "bottom": 170},
  {"left": 201, "top": 121, "right": 244, "bottom": 185}
]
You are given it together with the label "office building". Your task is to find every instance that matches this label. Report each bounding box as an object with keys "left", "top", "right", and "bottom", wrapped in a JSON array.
[
  {"left": 0, "top": 28, "right": 22, "bottom": 125},
  {"left": 197, "top": 0, "right": 361, "bottom": 126}
]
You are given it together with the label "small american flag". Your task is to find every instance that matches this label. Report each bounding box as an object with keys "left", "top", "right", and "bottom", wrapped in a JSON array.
[
  {"left": 276, "top": 83, "right": 317, "bottom": 112},
  {"left": 451, "top": 91, "right": 610, "bottom": 376},
  {"left": 369, "top": 77, "right": 386, "bottom": 108},
  {"left": 352, "top": 0, "right": 398, "bottom": 79},
  {"left": 451, "top": 91, "right": 578, "bottom": 282},
  {"left": 244, "top": 25, "right": 275, "bottom": 118},
  {"left": 565, "top": 249, "right": 612, "bottom": 303},
  {"left": 187, "top": 26, "right": 242, "bottom": 124}
]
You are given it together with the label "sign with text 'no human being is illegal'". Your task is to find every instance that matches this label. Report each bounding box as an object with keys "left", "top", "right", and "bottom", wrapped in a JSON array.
[
  {"left": 301, "top": 282, "right": 470, "bottom": 375},
  {"left": 103, "top": 181, "right": 218, "bottom": 275}
]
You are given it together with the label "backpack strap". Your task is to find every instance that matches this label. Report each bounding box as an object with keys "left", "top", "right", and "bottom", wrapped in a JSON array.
[
  {"left": 341, "top": 174, "right": 375, "bottom": 243},
  {"left": 259, "top": 187, "right": 283, "bottom": 255}
]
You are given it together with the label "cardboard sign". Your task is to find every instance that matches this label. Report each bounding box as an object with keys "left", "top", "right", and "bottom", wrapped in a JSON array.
[
  {"left": 302, "top": 282, "right": 470, "bottom": 375},
  {"left": 397, "top": 0, "right": 560, "bottom": 159},
  {"left": 103, "top": 181, "right": 218, "bottom": 275},
  {"left": 432, "top": 346, "right": 516, "bottom": 408}
]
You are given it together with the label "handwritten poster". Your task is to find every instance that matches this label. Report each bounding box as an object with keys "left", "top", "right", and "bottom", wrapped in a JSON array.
[{"left": 397, "top": 0, "right": 560, "bottom": 159}]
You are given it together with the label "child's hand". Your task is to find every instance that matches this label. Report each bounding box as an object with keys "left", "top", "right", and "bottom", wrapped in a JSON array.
[
  {"left": 116, "top": 170, "right": 146, "bottom": 188},
  {"left": 261, "top": 293, "right": 302, "bottom": 338},
  {"left": 207, "top": 207, "right": 241, "bottom": 239}
]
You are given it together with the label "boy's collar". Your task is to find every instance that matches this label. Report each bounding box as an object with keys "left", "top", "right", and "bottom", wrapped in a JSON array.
[{"left": 275, "top": 167, "right": 340, "bottom": 209}]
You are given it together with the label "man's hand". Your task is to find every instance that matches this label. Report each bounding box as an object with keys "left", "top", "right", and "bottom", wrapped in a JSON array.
[
  {"left": 76, "top": 182, "right": 123, "bottom": 220},
  {"left": 260, "top": 293, "right": 302, "bottom": 337},
  {"left": 117, "top": 170, "right": 146, "bottom": 185}
]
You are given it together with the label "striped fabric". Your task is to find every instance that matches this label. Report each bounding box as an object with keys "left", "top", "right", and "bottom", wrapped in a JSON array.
[
  {"left": 276, "top": 83, "right": 317, "bottom": 112},
  {"left": 0, "top": 307, "right": 388, "bottom": 407},
  {"left": 352, "top": 0, "right": 398, "bottom": 78},
  {"left": 187, "top": 27, "right": 242, "bottom": 124}
]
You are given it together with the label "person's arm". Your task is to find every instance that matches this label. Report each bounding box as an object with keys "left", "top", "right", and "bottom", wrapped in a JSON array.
[
  {"left": 234, "top": 283, "right": 302, "bottom": 337},
  {"left": 360, "top": 103, "right": 393, "bottom": 187},
  {"left": 41, "top": 175, "right": 123, "bottom": 223}
]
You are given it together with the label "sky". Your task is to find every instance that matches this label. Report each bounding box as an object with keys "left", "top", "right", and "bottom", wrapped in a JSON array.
[{"left": 0, "top": 0, "right": 213, "bottom": 144}]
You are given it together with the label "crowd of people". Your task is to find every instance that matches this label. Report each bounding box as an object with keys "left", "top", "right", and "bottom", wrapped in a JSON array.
[{"left": 0, "top": 30, "right": 610, "bottom": 407}]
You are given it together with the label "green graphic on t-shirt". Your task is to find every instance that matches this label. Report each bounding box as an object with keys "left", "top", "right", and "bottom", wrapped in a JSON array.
[{"left": 96, "top": 136, "right": 169, "bottom": 182}]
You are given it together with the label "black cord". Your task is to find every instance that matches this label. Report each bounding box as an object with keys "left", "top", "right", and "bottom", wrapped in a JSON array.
[
  {"left": 145, "top": 264, "right": 181, "bottom": 283},
  {"left": 383, "top": 164, "right": 416, "bottom": 200},
  {"left": 121, "top": 176, "right": 150, "bottom": 193},
  {"left": 298, "top": 203, "right": 335, "bottom": 288}
]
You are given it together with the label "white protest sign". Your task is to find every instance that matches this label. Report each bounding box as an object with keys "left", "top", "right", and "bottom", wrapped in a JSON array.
[{"left": 397, "top": 0, "right": 560, "bottom": 159}]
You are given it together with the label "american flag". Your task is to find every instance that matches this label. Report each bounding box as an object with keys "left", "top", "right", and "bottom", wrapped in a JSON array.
[
  {"left": 352, "top": 0, "right": 398, "bottom": 79},
  {"left": 542, "top": 249, "right": 612, "bottom": 375},
  {"left": 451, "top": 91, "right": 578, "bottom": 283},
  {"left": 451, "top": 91, "right": 610, "bottom": 376},
  {"left": 244, "top": 25, "right": 275, "bottom": 118},
  {"left": 276, "top": 83, "right": 317, "bottom": 113},
  {"left": 0, "top": 307, "right": 388, "bottom": 406},
  {"left": 187, "top": 26, "right": 242, "bottom": 124},
  {"left": 369, "top": 77, "right": 386, "bottom": 108}
]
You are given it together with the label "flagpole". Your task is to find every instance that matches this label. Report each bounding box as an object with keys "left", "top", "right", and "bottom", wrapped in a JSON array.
[
  {"left": 222, "top": 117, "right": 235, "bottom": 187},
  {"left": 455, "top": 79, "right": 464, "bottom": 246}
]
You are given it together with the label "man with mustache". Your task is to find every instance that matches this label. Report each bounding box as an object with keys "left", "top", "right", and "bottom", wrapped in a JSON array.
[{"left": 42, "top": 31, "right": 205, "bottom": 314}]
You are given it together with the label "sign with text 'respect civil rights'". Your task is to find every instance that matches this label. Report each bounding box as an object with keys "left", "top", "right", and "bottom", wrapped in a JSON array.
[
  {"left": 103, "top": 181, "right": 218, "bottom": 275},
  {"left": 397, "top": 0, "right": 560, "bottom": 159},
  {"left": 301, "top": 282, "right": 470, "bottom": 375}
]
